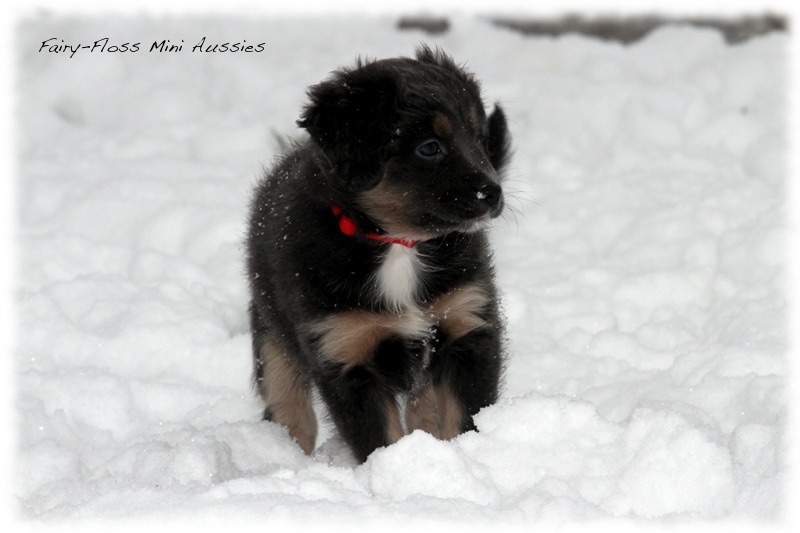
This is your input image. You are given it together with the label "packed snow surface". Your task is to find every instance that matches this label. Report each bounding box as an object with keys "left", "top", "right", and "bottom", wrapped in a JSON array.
[{"left": 15, "top": 15, "right": 787, "bottom": 525}]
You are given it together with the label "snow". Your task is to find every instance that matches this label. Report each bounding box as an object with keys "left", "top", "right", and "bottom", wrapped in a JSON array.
[{"left": 13, "top": 12, "right": 788, "bottom": 528}]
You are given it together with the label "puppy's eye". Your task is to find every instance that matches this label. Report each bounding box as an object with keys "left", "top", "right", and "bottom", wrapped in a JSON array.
[{"left": 416, "top": 139, "right": 443, "bottom": 158}]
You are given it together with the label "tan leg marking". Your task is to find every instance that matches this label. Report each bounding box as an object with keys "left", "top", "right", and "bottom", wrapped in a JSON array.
[
  {"left": 385, "top": 398, "right": 406, "bottom": 444},
  {"left": 310, "top": 309, "right": 429, "bottom": 368},
  {"left": 259, "top": 340, "right": 317, "bottom": 454},
  {"left": 406, "top": 382, "right": 439, "bottom": 435},
  {"left": 436, "top": 383, "right": 465, "bottom": 440},
  {"left": 428, "top": 283, "right": 490, "bottom": 342},
  {"left": 406, "top": 382, "right": 465, "bottom": 440}
]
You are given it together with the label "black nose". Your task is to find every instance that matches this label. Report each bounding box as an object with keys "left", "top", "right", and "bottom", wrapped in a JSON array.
[{"left": 476, "top": 182, "right": 502, "bottom": 209}]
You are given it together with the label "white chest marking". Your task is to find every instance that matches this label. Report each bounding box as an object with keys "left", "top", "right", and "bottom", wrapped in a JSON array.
[{"left": 374, "top": 244, "right": 423, "bottom": 313}]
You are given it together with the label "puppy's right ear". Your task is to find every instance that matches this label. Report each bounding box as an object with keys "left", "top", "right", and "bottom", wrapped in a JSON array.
[{"left": 297, "top": 62, "right": 399, "bottom": 190}]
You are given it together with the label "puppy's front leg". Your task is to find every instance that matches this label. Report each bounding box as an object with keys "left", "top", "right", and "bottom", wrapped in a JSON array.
[
  {"left": 316, "top": 362, "right": 404, "bottom": 463},
  {"left": 309, "top": 311, "right": 417, "bottom": 462},
  {"left": 407, "top": 283, "right": 503, "bottom": 439},
  {"left": 428, "top": 327, "right": 502, "bottom": 436}
]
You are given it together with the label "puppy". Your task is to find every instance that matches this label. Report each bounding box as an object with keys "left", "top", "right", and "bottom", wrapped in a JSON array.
[{"left": 246, "top": 45, "right": 511, "bottom": 463}]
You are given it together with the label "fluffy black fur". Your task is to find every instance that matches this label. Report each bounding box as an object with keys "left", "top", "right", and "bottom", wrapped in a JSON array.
[{"left": 246, "top": 45, "right": 511, "bottom": 463}]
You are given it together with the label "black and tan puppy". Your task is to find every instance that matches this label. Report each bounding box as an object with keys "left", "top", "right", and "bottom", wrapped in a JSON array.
[{"left": 246, "top": 45, "right": 511, "bottom": 463}]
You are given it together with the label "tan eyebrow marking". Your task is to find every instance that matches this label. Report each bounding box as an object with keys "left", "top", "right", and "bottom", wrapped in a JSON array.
[
  {"left": 467, "top": 107, "right": 480, "bottom": 132},
  {"left": 432, "top": 112, "right": 453, "bottom": 138}
]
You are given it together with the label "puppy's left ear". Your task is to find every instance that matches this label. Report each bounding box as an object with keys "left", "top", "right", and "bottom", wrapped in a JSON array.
[
  {"left": 297, "top": 62, "right": 399, "bottom": 190},
  {"left": 487, "top": 104, "right": 511, "bottom": 174}
]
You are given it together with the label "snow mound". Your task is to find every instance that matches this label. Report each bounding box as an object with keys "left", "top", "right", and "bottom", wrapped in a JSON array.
[{"left": 364, "top": 395, "right": 737, "bottom": 519}]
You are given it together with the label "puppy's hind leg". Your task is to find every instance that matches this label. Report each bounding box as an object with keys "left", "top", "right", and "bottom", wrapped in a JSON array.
[{"left": 251, "top": 307, "right": 317, "bottom": 454}]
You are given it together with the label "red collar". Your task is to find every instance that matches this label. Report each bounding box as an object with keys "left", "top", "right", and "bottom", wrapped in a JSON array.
[{"left": 331, "top": 205, "right": 417, "bottom": 248}]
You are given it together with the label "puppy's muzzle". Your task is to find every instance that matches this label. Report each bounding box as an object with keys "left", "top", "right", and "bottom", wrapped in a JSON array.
[{"left": 440, "top": 175, "right": 504, "bottom": 222}]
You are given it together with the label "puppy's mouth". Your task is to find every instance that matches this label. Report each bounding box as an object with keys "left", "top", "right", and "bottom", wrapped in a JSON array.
[
  {"left": 359, "top": 181, "right": 504, "bottom": 241},
  {"left": 365, "top": 204, "right": 501, "bottom": 243},
  {"left": 413, "top": 193, "right": 504, "bottom": 238},
  {"left": 418, "top": 207, "right": 501, "bottom": 236}
]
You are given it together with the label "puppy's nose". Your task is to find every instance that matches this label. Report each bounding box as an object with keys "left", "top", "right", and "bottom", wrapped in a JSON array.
[{"left": 476, "top": 182, "right": 502, "bottom": 209}]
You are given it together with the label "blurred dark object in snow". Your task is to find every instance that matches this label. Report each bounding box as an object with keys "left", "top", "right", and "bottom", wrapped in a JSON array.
[
  {"left": 491, "top": 14, "right": 787, "bottom": 44},
  {"left": 397, "top": 16, "right": 450, "bottom": 34},
  {"left": 396, "top": 13, "right": 786, "bottom": 44}
]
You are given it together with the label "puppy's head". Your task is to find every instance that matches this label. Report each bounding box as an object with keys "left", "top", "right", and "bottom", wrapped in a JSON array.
[{"left": 298, "top": 45, "right": 511, "bottom": 241}]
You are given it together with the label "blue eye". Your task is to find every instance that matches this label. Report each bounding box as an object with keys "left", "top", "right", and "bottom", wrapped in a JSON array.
[{"left": 416, "top": 139, "right": 442, "bottom": 158}]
